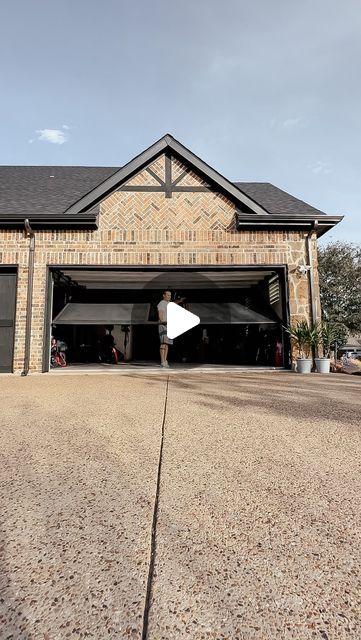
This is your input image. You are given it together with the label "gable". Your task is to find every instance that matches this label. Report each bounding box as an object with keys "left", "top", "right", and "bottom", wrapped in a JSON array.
[
  {"left": 0, "top": 134, "right": 342, "bottom": 235},
  {"left": 98, "top": 151, "right": 240, "bottom": 233},
  {"left": 63, "top": 135, "right": 268, "bottom": 217}
]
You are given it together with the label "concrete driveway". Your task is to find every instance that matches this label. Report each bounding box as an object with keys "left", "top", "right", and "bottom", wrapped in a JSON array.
[{"left": 0, "top": 372, "right": 360, "bottom": 639}]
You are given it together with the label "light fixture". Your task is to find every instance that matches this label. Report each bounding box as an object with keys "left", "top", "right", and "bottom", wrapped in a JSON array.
[{"left": 297, "top": 264, "right": 311, "bottom": 275}]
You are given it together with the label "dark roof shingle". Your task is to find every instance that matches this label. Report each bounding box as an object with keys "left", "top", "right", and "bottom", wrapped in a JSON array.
[
  {"left": 0, "top": 166, "right": 118, "bottom": 215},
  {"left": 234, "top": 182, "right": 326, "bottom": 216},
  {"left": 0, "top": 166, "right": 327, "bottom": 217}
]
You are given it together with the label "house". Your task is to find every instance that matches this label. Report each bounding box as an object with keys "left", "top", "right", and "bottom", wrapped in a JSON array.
[
  {"left": 339, "top": 334, "right": 361, "bottom": 357},
  {"left": 0, "top": 134, "right": 343, "bottom": 373}
]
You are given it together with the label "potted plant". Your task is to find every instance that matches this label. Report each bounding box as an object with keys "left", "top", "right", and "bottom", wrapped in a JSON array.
[
  {"left": 314, "top": 322, "right": 338, "bottom": 374},
  {"left": 287, "top": 320, "right": 313, "bottom": 373}
]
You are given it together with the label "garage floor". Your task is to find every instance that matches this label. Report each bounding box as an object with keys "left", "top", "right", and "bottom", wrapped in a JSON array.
[
  {"left": 49, "top": 361, "right": 281, "bottom": 374},
  {"left": 0, "top": 373, "right": 360, "bottom": 639}
]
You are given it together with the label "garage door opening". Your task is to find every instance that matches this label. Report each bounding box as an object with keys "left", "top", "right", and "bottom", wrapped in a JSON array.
[{"left": 45, "top": 267, "right": 290, "bottom": 371}]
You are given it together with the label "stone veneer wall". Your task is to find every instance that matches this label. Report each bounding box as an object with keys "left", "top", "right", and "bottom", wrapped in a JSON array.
[{"left": 0, "top": 157, "right": 321, "bottom": 372}]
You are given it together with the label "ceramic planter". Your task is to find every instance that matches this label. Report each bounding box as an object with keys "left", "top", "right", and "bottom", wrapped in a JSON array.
[
  {"left": 315, "top": 357, "right": 331, "bottom": 374},
  {"left": 296, "top": 358, "right": 313, "bottom": 374}
]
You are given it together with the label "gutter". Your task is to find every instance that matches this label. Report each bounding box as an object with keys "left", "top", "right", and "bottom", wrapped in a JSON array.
[
  {"left": 235, "top": 214, "right": 343, "bottom": 237},
  {"left": 21, "top": 219, "right": 35, "bottom": 376},
  {"left": 306, "top": 220, "right": 318, "bottom": 328},
  {"left": 0, "top": 214, "right": 98, "bottom": 228}
]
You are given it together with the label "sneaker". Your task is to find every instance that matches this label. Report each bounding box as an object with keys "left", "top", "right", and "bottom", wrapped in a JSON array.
[{"left": 161, "top": 361, "right": 170, "bottom": 368}]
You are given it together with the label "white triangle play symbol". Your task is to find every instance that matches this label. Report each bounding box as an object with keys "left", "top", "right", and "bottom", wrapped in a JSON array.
[{"left": 167, "top": 302, "right": 200, "bottom": 339}]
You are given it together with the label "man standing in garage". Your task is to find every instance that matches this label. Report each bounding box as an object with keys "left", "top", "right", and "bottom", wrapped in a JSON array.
[{"left": 157, "top": 290, "right": 185, "bottom": 368}]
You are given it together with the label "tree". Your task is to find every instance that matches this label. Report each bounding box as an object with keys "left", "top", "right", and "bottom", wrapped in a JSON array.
[{"left": 318, "top": 241, "right": 361, "bottom": 335}]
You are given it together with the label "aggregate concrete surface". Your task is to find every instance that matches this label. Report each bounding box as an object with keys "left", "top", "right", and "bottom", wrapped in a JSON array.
[
  {"left": 0, "top": 375, "right": 165, "bottom": 639},
  {"left": 0, "top": 373, "right": 360, "bottom": 640}
]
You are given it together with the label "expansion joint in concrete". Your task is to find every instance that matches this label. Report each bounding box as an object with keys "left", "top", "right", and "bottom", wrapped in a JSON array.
[{"left": 141, "top": 375, "right": 169, "bottom": 639}]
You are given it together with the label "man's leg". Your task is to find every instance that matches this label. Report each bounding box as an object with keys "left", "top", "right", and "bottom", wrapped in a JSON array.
[
  {"left": 160, "top": 344, "right": 167, "bottom": 364},
  {"left": 164, "top": 344, "right": 168, "bottom": 363}
]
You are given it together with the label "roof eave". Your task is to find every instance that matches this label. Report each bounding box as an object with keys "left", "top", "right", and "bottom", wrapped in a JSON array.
[{"left": 0, "top": 213, "right": 344, "bottom": 234}]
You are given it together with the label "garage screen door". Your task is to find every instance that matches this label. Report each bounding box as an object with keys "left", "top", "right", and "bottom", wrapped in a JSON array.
[{"left": 52, "top": 301, "right": 278, "bottom": 325}]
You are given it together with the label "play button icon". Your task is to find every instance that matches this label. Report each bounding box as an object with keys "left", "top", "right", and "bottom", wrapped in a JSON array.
[{"left": 167, "top": 302, "right": 200, "bottom": 339}]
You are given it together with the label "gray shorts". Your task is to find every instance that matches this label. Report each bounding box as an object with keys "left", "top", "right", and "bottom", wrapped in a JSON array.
[{"left": 159, "top": 324, "right": 173, "bottom": 345}]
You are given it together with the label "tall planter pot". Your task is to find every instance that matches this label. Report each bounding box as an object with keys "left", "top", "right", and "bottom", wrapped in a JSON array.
[
  {"left": 296, "top": 358, "right": 313, "bottom": 374},
  {"left": 315, "top": 357, "right": 331, "bottom": 374}
]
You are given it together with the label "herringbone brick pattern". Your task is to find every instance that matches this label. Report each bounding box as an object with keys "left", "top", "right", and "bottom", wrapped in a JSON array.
[{"left": 101, "top": 191, "right": 235, "bottom": 232}]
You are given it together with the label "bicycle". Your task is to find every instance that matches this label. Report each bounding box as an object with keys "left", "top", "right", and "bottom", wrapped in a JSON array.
[{"left": 50, "top": 338, "right": 67, "bottom": 368}]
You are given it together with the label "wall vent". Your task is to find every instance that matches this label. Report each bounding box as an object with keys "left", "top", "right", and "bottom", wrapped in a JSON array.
[{"left": 268, "top": 275, "right": 280, "bottom": 305}]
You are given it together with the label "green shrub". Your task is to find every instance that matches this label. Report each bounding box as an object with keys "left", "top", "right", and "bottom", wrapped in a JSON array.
[{"left": 286, "top": 320, "right": 312, "bottom": 359}]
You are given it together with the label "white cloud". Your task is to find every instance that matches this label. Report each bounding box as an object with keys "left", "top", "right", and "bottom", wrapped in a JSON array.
[
  {"left": 35, "top": 128, "right": 68, "bottom": 144},
  {"left": 282, "top": 117, "right": 303, "bottom": 129},
  {"left": 62, "top": 124, "right": 69, "bottom": 130},
  {"left": 309, "top": 160, "right": 333, "bottom": 175},
  {"left": 270, "top": 116, "right": 308, "bottom": 130}
]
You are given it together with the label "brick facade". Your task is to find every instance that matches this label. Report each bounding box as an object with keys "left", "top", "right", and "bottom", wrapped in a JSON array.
[{"left": 0, "top": 154, "right": 320, "bottom": 373}]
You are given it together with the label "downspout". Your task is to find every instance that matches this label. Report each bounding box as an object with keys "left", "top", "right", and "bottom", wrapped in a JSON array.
[
  {"left": 21, "top": 219, "right": 35, "bottom": 376},
  {"left": 306, "top": 219, "right": 318, "bottom": 328}
]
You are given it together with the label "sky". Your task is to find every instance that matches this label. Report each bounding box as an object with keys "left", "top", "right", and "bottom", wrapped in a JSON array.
[{"left": 0, "top": 0, "right": 360, "bottom": 244}]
